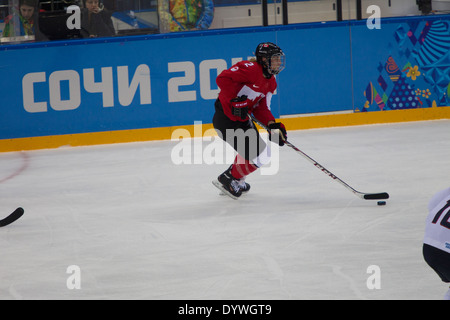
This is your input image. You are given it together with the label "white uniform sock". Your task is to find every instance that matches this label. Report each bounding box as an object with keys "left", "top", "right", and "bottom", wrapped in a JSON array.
[
  {"left": 444, "top": 289, "right": 450, "bottom": 300},
  {"left": 444, "top": 287, "right": 450, "bottom": 300}
]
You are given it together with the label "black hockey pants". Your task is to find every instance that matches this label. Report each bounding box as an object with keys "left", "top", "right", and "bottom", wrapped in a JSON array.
[
  {"left": 212, "top": 99, "right": 267, "bottom": 162},
  {"left": 423, "top": 243, "right": 450, "bottom": 283}
]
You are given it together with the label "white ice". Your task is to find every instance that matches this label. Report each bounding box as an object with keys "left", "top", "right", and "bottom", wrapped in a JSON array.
[{"left": 0, "top": 120, "right": 449, "bottom": 300}]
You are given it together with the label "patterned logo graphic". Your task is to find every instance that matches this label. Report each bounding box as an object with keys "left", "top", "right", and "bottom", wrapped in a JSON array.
[{"left": 362, "top": 20, "right": 450, "bottom": 111}]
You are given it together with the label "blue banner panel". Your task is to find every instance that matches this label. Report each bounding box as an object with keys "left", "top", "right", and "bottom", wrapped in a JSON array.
[
  {"left": 1, "top": 14, "right": 449, "bottom": 142},
  {"left": 351, "top": 16, "right": 450, "bottom": 112},
  {"left": 276, "top": 23, "right": 353, "bottom": 116},
  {"left": 0, "top": 31, "right": 280, "bottom": 139}
]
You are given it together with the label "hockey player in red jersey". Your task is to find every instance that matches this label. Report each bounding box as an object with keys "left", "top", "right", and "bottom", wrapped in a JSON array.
[{"left": 212, "top": 42, "right": 287, "bottom": 199}]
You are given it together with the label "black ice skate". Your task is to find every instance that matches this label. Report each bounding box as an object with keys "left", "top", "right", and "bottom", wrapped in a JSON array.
[
  {"left": 212, "top": 168, "right": 243, "bottom": 200},
  {"left": 218, "top": 178, "right": 250, "bottom": 197},
  {"left": 238, "top": 178, "right": 251, "bottom": 194},
  {"left": 225, "top": 164, "right": 251, "bottom": 193}
]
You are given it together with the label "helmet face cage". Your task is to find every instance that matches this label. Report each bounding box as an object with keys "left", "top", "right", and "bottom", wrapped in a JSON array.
[
  {"left": 268, "top": 53, "right": 285, "bottom": 75},
  {"left": 255, "top": 42, "right": 286, "bottom": 75}
]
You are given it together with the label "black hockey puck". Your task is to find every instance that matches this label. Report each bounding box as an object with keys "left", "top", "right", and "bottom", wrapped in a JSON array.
[{"left": 377, "top": 201, "right": 386, "bottom": 206}]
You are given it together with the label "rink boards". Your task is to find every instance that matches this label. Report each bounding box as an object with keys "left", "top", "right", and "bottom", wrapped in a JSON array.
[{"left": 1, "top": 15, "right": 450, "bottom": 152}]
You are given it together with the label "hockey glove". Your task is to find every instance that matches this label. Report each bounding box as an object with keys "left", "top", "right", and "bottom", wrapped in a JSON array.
[
  {"left": 268, "top": 122, "right": 287, "bottom": 146},
  {"left": 231, "top": 95, "right": 250, "bottom": 120}
]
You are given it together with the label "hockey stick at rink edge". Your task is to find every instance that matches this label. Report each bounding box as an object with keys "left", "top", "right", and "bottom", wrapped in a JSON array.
[
  {"left": 0, "top": 207, "right": 25, "bottom": 227},
  {"left": 249, "top": 114, "right": 389, "bottom": 201}
]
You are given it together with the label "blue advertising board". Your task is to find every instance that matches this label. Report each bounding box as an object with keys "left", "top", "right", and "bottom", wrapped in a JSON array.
[
  {"left": 1, "top": 30, "right": 280, "bottom": 139},
  {"left": 351, "top": 16, "right": 450, "bottom": 112},
  {"left": 1, "top": 14, "right": 449, "bottom": 142}
]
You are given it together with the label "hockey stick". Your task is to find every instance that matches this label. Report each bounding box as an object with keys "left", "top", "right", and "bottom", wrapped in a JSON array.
[
  {"left": 249, "top": 114, "right": 389, "bottom": 201},
  {"left": 0, "top": 207, "right": 24, "bottom": 227}
]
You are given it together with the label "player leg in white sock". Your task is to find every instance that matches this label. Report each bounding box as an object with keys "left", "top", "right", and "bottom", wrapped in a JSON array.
[{"left": 444, "top": 287, "right": 450, "bottom": 300}]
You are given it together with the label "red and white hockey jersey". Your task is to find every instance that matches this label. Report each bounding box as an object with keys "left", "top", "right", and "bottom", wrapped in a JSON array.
[
  {"left": 216, "top": 60, "right": 277, "bottom": 125},
  {"left": 424, "top": 187, "right": 450, "bottom": 253}
]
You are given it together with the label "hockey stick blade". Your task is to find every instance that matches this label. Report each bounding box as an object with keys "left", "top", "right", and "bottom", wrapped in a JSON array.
[
  {"left": 362, "top": 192, "right": 390, "bottom": 200},
  {"left": 0, "top": 207, "right": 24, "bottom": 227}
]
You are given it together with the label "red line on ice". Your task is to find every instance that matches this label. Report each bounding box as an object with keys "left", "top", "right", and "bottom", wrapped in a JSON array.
[{"left": 0, "top": 152, "right": 29, "bottom": 184}]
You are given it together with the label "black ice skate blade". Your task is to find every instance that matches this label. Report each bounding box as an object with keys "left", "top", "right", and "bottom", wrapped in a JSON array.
[
  {"left": 219, "top": 190, "right": 249, "bottom": 196},
  {"left": 212, "top": 180, "right": 240, "bottom": 200}
]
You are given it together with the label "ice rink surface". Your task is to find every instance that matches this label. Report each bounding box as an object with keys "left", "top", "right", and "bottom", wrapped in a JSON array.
[{"left": 0, "top": 119, "right": 449, "bottom": 300}]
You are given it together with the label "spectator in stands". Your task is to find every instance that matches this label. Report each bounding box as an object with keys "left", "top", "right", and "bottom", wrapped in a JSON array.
[
  {"left": 1, "top": 0, "right": 45, "bottom": 40},
  {"left": 80, "top": 0, "right": 115, "bottom": 38}
]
